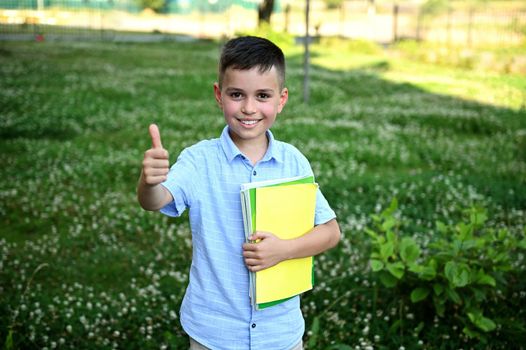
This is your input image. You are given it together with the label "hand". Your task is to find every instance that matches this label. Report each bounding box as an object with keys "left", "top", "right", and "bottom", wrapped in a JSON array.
[
  {"left": 141, "top": 124, "right": 170, "bottom": 186},
  {"left": 242, "top": 231, "right": 289, "bottom": 272}
]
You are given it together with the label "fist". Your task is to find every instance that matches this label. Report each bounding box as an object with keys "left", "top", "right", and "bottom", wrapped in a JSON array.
[{"left": 142, "top": 124, "right": 170, "bottom": 186}]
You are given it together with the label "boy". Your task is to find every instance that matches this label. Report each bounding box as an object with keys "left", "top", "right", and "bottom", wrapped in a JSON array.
[{"left": 137, "top": 36, "right": 340, "bottom": 350}]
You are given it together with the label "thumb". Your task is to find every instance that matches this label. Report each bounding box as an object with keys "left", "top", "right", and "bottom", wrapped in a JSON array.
[
  {"left": 249, "top": 231, "right": 271, "bottom": 242},
  {"left": 149, "top": 124, "right": 163, "bottom": 149}
]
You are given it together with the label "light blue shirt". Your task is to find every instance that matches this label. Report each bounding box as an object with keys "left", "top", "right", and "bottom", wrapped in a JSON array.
[{"left": 160, "top": 126, "right": 336, "bottom": 350}]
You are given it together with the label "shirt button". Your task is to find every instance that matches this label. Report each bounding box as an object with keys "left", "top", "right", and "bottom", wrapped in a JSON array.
[
  {"left": 253, "top": 170, "right": 257, "bottom": 176},
  {"left": 251, "top": 323, "right": 256, "bottom": 328}
]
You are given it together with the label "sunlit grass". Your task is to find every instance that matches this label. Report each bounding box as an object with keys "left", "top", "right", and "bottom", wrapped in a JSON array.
[{"left": 1, "top": 38, "right": 525, "bottom": 349}]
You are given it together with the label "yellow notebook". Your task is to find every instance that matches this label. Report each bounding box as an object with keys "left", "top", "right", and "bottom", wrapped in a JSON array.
[{"left": 254, "top": 183, "right": 317, "bottom": 305}]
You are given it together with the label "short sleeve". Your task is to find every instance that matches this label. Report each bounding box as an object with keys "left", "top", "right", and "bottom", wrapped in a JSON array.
[
  {"left": 294, "top": 148, "right": 337, "bottom": 225},
  {"left": 159, "top": 148, "right": 196, "bottom": 217},
  {"left": 314, "top": 188, "right": 336, "bottom": 225}
]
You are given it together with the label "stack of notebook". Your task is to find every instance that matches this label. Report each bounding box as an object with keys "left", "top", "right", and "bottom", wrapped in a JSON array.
[{"left": 240, "top": 175, "right": 318, "bottom": 310}]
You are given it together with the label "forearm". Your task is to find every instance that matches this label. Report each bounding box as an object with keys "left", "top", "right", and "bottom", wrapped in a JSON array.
[
  {"left": 286, "top": 219, "right": 340, "bottom": 260},
  {"left": 137, "top": 171, "right": 172, "bottom": 211},
  {"left": 243, "top": 219, "right": 341, "bottom": 272}
]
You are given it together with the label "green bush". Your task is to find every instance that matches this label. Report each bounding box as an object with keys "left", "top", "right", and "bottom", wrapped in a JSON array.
[
  {"left": 367, "top": 198, "right": 526, "bottom": 342},
  {"left": 136, "top": 0, "right": 166, "bottom": 13}
]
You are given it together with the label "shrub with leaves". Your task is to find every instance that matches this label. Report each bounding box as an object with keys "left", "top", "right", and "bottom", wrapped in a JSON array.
[{"left": 367, "top": 198, "right": 526, "bottom": 342}]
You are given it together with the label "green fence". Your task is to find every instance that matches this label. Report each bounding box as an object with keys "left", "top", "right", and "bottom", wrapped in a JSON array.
[{"left": 0, "top": 0, "right": 267, "bottom": 13}]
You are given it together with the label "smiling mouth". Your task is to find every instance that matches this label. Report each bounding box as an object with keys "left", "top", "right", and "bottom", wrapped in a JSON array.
[{"left": 239, "top": 119, "right": 260, "bottom": 126}]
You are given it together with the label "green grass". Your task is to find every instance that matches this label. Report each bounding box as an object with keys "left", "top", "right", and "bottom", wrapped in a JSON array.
[{"left": 1, "top": 38, "right": 525, "bottom": 349}]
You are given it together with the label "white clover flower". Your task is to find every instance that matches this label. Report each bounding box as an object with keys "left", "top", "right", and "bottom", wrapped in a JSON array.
[{"left": 66, "top": 325, "right": 72, "bottom": 333}]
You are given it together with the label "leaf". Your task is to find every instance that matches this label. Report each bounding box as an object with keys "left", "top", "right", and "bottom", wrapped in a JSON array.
[
  {"left": 386, "top": 230, "right": 397, "bottom": 244},
  {"left": 468, "top": 311, "right": 496, "bottom": 332},
  {"left": 410, "top": 287, "right": 430, "bottom": 303},
  {"left": 463, "top": 326, "right": 481, "bottom": 339},
  {"left": 433, "top": 283, "right": 444, "bottom": 296},
  {"left": 382, "top": 217, "right": 397, "bottom": 232},
  {"left": 456, "top": 222, "right": 472, "bottom": 240},
  {"left": 400, "top": 237, "right": 420, "bottom": 264},
  {"left": 445, "top": 286, "right": 462, "bottom": 304},
  {"left": 380, "top": 242, "right": 394, "bottom": 261},
  {"left": 469, "top": 207, "right": 488, "bottom": 228},
  {"left": 472, "top": 287, "right": 487, "bottom": 302},
  {"left": 388, "top": 319, "right": 401, "bottom": 334},
  {"left": 370, "top": 259, "right": 384, "bottom": 272},
  {"left": 307, "top": 316, "right": 320, "bottom": 348},
  {"left": 414, "top": 321, "right": 425, "bottom": 334},
  {"left": 445, "top": 261, "right": 471, "bottom": 288},
  {"left": 436, "top": 220, "right": 448, "bottom": 234},
  {"left": 433, "top": 296, "right": 445, "bottom": 317},
  {"left": 326, "top": 344, "right": 354, "bottom": 350},
  {"left": 4, "top": 329, "right": 13, "bottom": 350},
  {"left": 365, "top": 228, "right": 379, "bottom": 240},
  {"left": 382, "top": 197, "right": 398, "bottom": 218},
  {"left": 497, "top": 229, "right": 507, "bottom": 240},
  {"left": 419, "top": 264, "right": 437, "bottom": 280},
  {"left": 386, "top": 261, "right": 405, "bottom": 279},
  {"left": 475, "top": 271, "right": 496, "bottom": 287},
  {"left": 379, "top": 271, "right": 398, "bottom": 288}
]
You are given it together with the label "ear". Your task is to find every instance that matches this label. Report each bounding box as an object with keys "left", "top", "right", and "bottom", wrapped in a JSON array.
[
  {"left": 277, "top": 87, "right": 288, "bottom": 114},
  {"left": 213, "top": 82, "right": 223, "bottom": 109}
]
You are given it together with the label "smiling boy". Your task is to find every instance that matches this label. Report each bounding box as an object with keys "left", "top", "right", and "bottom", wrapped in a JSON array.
[{"left": 138, "top": 36, "right": 340, "bottom": 350}]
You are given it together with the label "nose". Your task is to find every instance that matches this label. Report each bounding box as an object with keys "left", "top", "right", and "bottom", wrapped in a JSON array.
[{"left": 241, "top": 97, "right": 256, "bottom": 115}]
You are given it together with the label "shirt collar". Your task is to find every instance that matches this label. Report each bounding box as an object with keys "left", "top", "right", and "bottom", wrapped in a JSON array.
[{"left": 220, "top": 126, "right": 283, "bottom": 164}]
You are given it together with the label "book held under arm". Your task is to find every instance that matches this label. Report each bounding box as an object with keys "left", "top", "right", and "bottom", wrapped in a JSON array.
[{"left": 240, "top": 175, "right": 317, "bottom": 310}]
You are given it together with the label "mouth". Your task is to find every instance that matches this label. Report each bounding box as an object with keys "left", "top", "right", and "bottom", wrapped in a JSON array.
[{"left": 238, "top": 119, "right": 261, "bottom": 126}]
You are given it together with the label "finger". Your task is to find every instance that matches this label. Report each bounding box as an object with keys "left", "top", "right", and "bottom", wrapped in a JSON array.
[
  {"left": 242, "top": 243, "right": 258, "bottom": 252},
  {"left": 244, "top": 258, "right": 261, "bottom": 267},
  {"left": 142, "top": 160, "right": 169, "bottom": 174},
  {"left": 242, "top": 250, "right": 259, "bottom": 258},
  {"left": 144, "top": 175, "right": 168, "bottom": 186},
  {"left": 247, "top": 264, "right": 263, "bottom": 272},
  {"left": 145, "top": 148, "right": 169, "bottom": 160},
  {"left": 147, "top": 159, "right": 170, "bottom": 169},
  {"left": 149, "top": 124, "right": 163, "bottom": 149},
  {"left": 249, "top": 232, "right": 269, "bottom": 242},
  {"left": 144, "top": 168, "right": 169, "bottom": 177}
]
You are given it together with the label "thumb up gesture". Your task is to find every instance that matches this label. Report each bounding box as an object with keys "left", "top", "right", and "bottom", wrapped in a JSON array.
[{"left": 142, "top": 124, "right": 170, "bottom": 186}]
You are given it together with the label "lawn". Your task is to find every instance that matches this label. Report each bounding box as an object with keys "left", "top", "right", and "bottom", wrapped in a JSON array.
[{"left": 0, "top": 37, "right": 525, "bottom": 349}]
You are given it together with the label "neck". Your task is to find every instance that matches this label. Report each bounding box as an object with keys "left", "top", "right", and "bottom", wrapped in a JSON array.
[{"left": 230, "top": 131, "right": 269, "bottom": 166}]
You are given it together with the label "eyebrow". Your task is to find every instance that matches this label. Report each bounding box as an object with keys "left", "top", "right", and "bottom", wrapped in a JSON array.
[{"left": 224, "top": 87, "right": 275, "bottom": 94}]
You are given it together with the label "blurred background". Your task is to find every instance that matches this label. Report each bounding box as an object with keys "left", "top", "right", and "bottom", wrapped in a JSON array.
[
  {"left": 1, "top": 1, "right": 525, "bottom": 349},
  {"left": 0, "top": 0, "right": 524, "bottom": 47}
]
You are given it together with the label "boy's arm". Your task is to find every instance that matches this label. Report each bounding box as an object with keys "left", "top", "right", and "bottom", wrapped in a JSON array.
[
  {"left": 242, "top": 218, "right": 341, "bottom": 272},
  {"left": 137, "top": 124, "right": 173, "bottom": 211}
]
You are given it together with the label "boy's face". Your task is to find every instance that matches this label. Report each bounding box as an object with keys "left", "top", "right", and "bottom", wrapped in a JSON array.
[{"left": 214, "top": 66, "right": 288, "bottom": 148}]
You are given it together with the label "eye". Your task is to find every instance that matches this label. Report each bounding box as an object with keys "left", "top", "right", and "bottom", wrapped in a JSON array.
[
  {"left": 229, "top": 91, "right": 243, "bottom": 99},
  {"left": 257, "top": 93, "right": 271, "bottom": 100}
]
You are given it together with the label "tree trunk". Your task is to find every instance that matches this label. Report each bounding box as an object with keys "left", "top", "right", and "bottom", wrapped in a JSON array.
[{"left": 258, "top": 0, "right": 275, "bottom": 26}]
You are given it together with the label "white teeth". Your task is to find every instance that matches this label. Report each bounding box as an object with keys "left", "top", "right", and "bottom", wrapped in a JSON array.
[{"left": 241, "top": 120, "right": 258, "bottom": 125}]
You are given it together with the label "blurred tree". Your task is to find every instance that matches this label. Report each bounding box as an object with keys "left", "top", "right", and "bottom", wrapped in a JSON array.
[
  {"left": 324, "top": 0, "right": 344, "bottom": 10},
  {"left": 258, "top": 0, "right": 275, "bottom": 26},
  {"left": 137, "top": 0, "right": 166, "bottom": 13}
]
